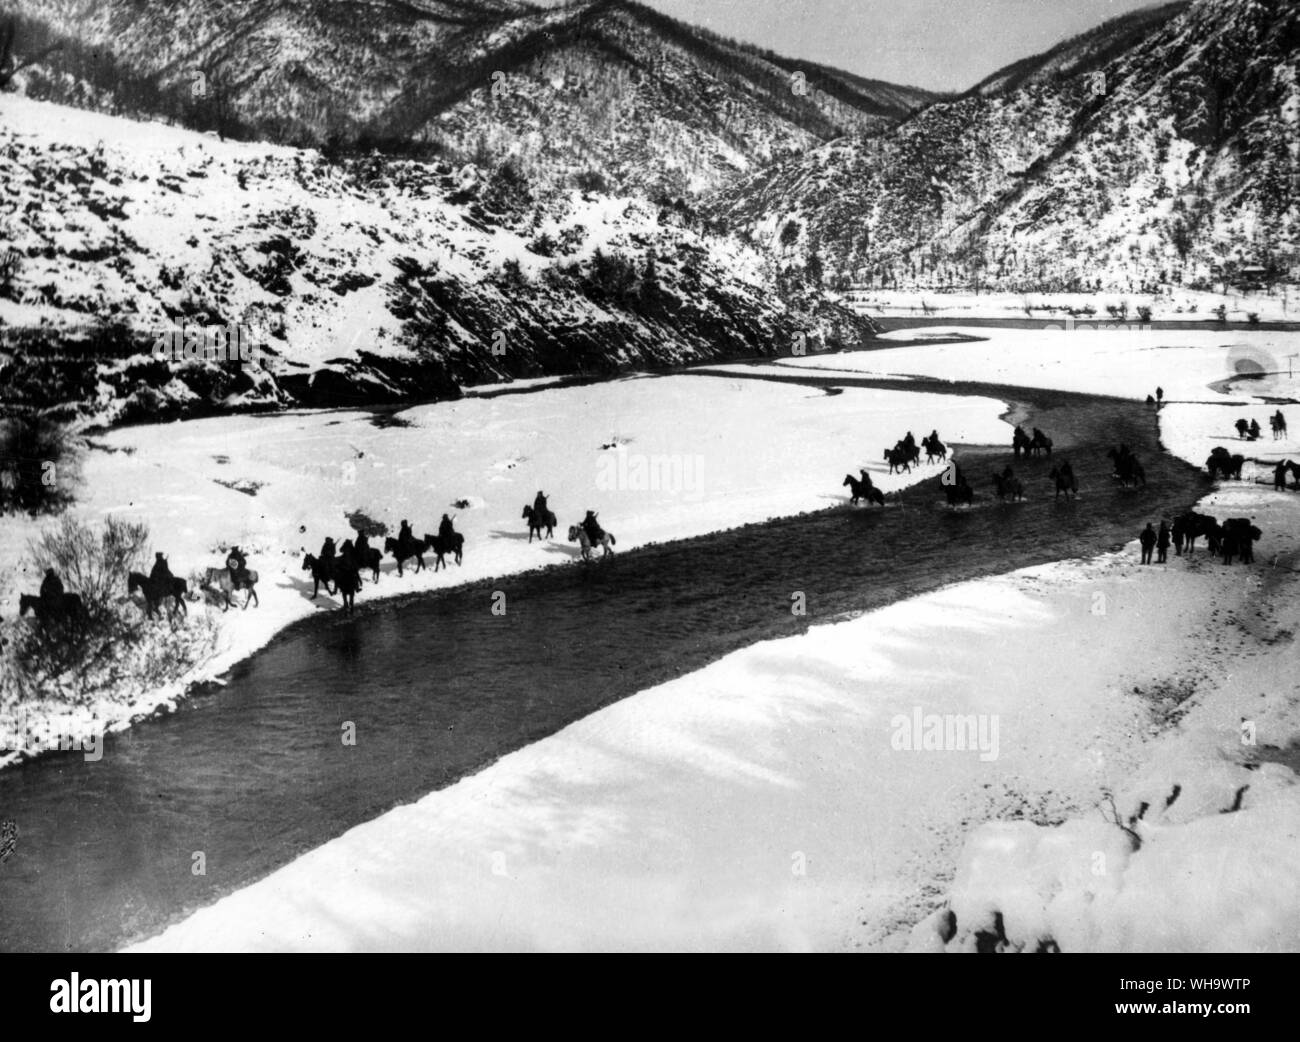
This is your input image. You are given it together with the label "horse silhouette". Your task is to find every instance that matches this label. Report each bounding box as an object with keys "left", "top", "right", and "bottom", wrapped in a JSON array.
[
  {"left": 1270, "top": 412, "right": 1287, "bottom": 440},
  {"left": 128, "top": 572, "right": 187, "bottom": 619},
  {"left": 1107, "top": 447, "right": 1146, "bottom": 487},
  {"left": 301, "top": 553, "right": 337, "bottom": 596},
  {"left": 1205, "top": 448, "right": 1245, "bottom": 480},
  {"left": 922, "top": 435, "right": 947, "bottom": 464},
  {"left": 19, "top": 591, "right": 88, "bottom": 630},
  {"left": 1220, "top": 518, "right": 1261, "bottom": 565},
  {"left": 568, "top": 524, "right": 616, "bottom": 561},
  {"left": 1048, "top": 466, "right": 1077, "bottom": 500},
  {"left": 522, "top": 504, "right": 556, "bottom": 542},
  {"left": 1028, "top": 429, "right": 1053, "bottom": 458},
  {"left": 991, "top": 472, "right": 1025, "bottom": 501},
  {"left": 424, "top": 531, "right": 464, "bottom": 571},
  {"left": 384, "top": 535, "right": 430, "bottom": 576},
  {"left": 346, "top": 546, "right": 382, "bottom": 583},
  {"left": 884, "top": 447, "right": 912, "bottom": 474},
  {"left": 843, "top": 474, "right": 884, "bottom": 506}
]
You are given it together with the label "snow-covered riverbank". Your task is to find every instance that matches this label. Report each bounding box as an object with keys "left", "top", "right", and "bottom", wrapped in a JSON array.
[{"left": 1, "top": 374, "right": 1008, "bottom": 768}]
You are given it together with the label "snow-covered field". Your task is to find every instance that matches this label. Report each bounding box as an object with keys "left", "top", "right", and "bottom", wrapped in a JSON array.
[
  {"left": 0, "top": 374, "right": 1008, "bottom": 767},
  {"left": 124, "top": 330, "right": 1300, "bottom": 953},
  {"left": 725, "top": 325, "right": 1300, "bottom": 407},
  {"left": 844, "top": 290, "right": 1300, "bottom": 325}
]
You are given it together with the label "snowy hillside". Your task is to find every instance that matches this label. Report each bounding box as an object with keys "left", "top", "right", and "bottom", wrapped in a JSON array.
[
  {"left": 0, "top": 0, "right": 937, "bottom": 199},
  {"left": 0, "top": 94, "right": 874, "bottom": 423},
  {"left": 711, "top": 0, "right": 1300, "bottom": 293}
]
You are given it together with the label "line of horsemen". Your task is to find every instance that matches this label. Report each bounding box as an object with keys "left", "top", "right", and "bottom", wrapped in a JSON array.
[{"left": 23, "top": 494, "right": 616, "bottom": 627}]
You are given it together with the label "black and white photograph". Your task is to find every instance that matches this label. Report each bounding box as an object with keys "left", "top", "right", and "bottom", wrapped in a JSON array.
[{"left": 0, "top": 0, "right": 1297, "bottom": 982}]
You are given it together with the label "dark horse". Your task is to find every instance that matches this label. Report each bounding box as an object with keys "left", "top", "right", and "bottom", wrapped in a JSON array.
[
  {"left": 922, "top": 435, "right": 947, "bottom": 464},
  {"left": 1220, "top": 518, "right": 1261, "bottom": 565},
  {"left": 884, "top": 447, "right": 912, "bottom": 474},
  {"left": 1106, "top": 447, "right": 1146, "bottom": 487},
  {"left": 128, "top": 571, "right": 188, "bottom": 619},
  {"left": 942, "top": 471, "right": 974, "bottom": 508},
  {"left": 1048, "top": 466, "right": 1078, "bottom": 501},
  {"left": 991, "top": 472, "right": 1024, "bottom": 502},
  {"left": 1012, "top": 427, "right": 1032, "bottom": 459},
  {"left": 342, "top": 545, "right": 382, "bottom": 583},
  {"left": 843, "top": 474, "right": 884, "bottom": 506},
  {"left": 425, "top": 531, "right": 465, "bottom": 571},
  {"left": 1205, "top": 447, "right": 1245, "bottom": 480},
  {"left": 19, "top": 592, "right": 89, "bottom": 631},
  {"left": 522, "top": 504, "right": 557, "bottom": 542},
  {"left": 334, "top": 558, "right": 362, "bottom": 614},
  {"left": 1172, "top": 511, "right": 1217, "bottom": 555},
  {"left": 1270, "top": 411, "right": 1287, "bottom": 440},
  {"left": 1028, "top": 428, "right": 1053, "bottom": 458},
  {"left": 384, "top": 535, "right": 429, "bottom": 576},
  {"left": 301, "top": 553, "right": 337, "bottom": 597}
]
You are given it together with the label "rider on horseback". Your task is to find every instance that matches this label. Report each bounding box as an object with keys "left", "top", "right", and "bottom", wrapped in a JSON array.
[
  {"left": 582, "top": 510, "right": 604, "bottom": 545},
  {"left": 439, "top": 513, "right": 456, "bottom": 542},
  {"left": 534, "top": 491, "right": 548, "bottom": 518},
  {"left": 859, "top": 468, "right": 875, "bottom": 489},
  {"left": 150, "top": 552, "right": 173, "bottom": 586},
  {"left": 320, "top": 536, "right": 336, "bottom": 562},
  {"left": 903, "top": 431, "right": 916, "bottom": 454},
  {"left": 40, "top": 567, "right": 64, "bottom": 610},
  {"left": 355, "top": 530, "right": 371, "bottom": 558},
  {"left": 225, "top": 545, "right": 249, "bottom": 586},
  {"left": 397, "top": 520, "right": 413, "bottom": 548}
]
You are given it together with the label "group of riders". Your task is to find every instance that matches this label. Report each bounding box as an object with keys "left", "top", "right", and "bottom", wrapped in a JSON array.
[
  {"left": 530, "top": 490, "right": 608, "bottom": 546},
  {"left": 1234, "top": 410, "right": 1287, "bottom": 442}
]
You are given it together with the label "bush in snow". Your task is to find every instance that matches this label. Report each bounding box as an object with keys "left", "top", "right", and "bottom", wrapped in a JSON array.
[{"left": 5, "top": 516, "right": 217, "bottom": 710}]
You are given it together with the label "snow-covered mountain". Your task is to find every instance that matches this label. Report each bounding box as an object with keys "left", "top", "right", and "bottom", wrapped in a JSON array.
[
  {"left": 0, "top": 94, "right": 872, "bottom": 424},
  {"left": 1, "top": 0, "right": 938, "bottom": 199},
  {"left": 710, "top": 0, "right": 1300, "bottom": 292}
]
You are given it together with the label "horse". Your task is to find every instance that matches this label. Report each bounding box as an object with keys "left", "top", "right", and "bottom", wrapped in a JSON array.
[
  {"left": 922, "top": 435, "right": 947, "bottom": 464},
  {"left": 333, "top": 559, "right": 362, "bottom": 614},
  {"left": 425, "top": 531, "right": 464, "bottom": 571},
  {"left": 384, "top": 535, "right": 429, "bottom": 576},
  {"left": 1271, "top": 412, "right": 1287, "bottom": 440},
  {"left": 522, "top": 504, "right": 557, "bottom": 542},
  {"left": 1012, "top": 427, "right": 1032, "bottom": 459},
  {"left": 944, "top": 484, "right": 974, "bottom": 508},
  {"left": 202, "top": 567, "right": 260, "bottom": 611},
  {"left": 884, "top": 447, "right": 912, "bottom": 474},
  {"left": 1205, "top": 449, "right": 1244, "bottom": 481},
  {"left": 1106, "top": 447, "right": 1146, "bottom": 487},
  {"left": 301, "top": 553, "right": 337, "bottom": 597},
  {"left": 843, "top": 474, "right": 884, "bottom": 506},
  {"left": 128, "top": 572, "right": 188, "bottom": 619},
  {"left": 568, "top": 524, "right": 616, "bottom": 561},
  {"left": 1220, "top": 518, "right": 1261, "bottom": 565},
  {"left": 1048, "top": 466, "right": 1077, "bottom": 500},
  {"left": 19, "top": 591, "right": 88, "bottom": 630},
  {"left": 1028, "top": 429, "right": 1053, "bottom": 458},
  {"left": 347, "top": 546, "right": 382, "bottom": 583},
  {"left": 991, "top": 472, "right": 1024, "bottom": 502},
  {"left": 1172, "top": 511, "right": 1216, "bottom": 555}
]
